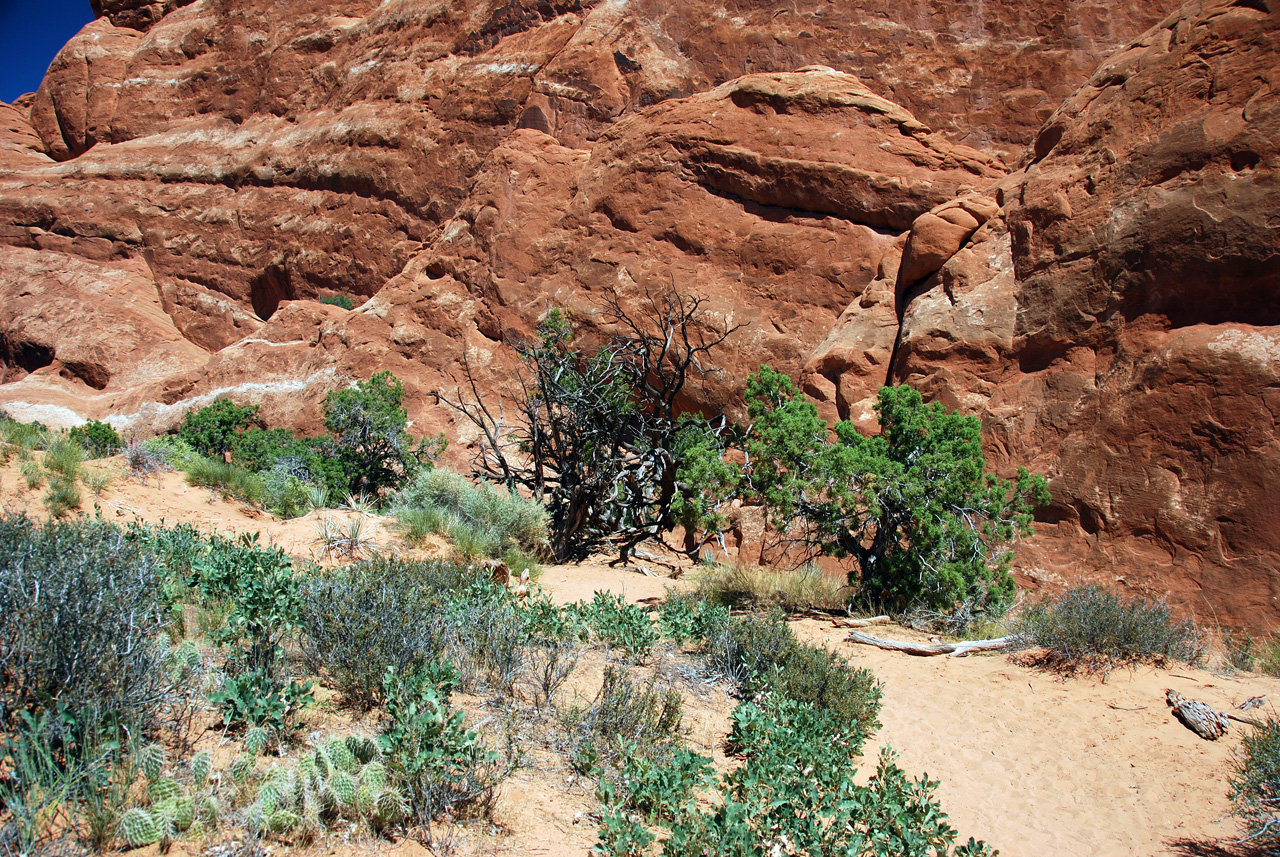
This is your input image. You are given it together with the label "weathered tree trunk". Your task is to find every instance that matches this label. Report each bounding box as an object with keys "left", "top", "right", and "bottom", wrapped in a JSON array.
[
  {"left": 844, "top": 631, "right": 1015, "bottom": 657},
  {"left": 1165, "top": 689, "right": 1231, "bottom": 740}
]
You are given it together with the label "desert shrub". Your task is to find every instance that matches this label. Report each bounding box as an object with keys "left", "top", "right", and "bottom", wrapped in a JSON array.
[
  {"left": 82, "top": 467, "right": 113, "bottom": 497},
  {"left": 324, "top": 370, "right": 443, "bottom": 498},
  {"left": 1223, "top": 630, "right": 1280, "bottom": 677},
  {"left": 379, "top": 665, "right": 511, "bottom": 827},
  {"left": 179, "top": 398, "right": 261, "bottom": 458},
  {"left": 600, "top": 743, "right": 713, "bottom": 824},
  {"left": 183, "top": 456, "right": 266, "bottom": 506},
  {"left": 394, "top": 467, "right": 549, "bottom": 557},
  {"left": 19, "top": 457, "right": 44, "bottom": 490},
  {"left": 319, "top": 294, "right": 355, "bottom": 310},
  {"left": 565, "top": 666, "right": 683, "bottom": 773},
  {"left": 1231, "top": 718, "right": 1280, "bottom": 849},
  {"left": 0, "top": 514, "right": 171, "bottom": 747},
  {"left": 1014, "top": 585, "right": 1203, "bottom": 673},
  {"left": 140, "top": 435, "right": 201, "bottom": 470},
  {"left": 597, "top": 694, "right": 993, "bottom": 857},
  {"left": 704, "top": 608, "right": 882, "bottom": 737},
  {"left": 694, "top": 560, "right": 849, "bottom": 612},
  {"left": 69, "top": 419, "right": 121, "bottom": 458},
  {"left": 658, "top": 590, "right": 730, "bottom": 647},
  {"left": 123, "top": 438, "right": 169, "bottom": 477},
  {"left": 299, "top": 557, "right": 529, "bottom": 705},
  {"left": 298, "top": 558, "right": 462, "bottom": 707},
  {"left": 43, "top": 476, "right": 82, "bottom": 518},
  {"left": 188, "top": 532, "right": 300, "bottom": 676}
]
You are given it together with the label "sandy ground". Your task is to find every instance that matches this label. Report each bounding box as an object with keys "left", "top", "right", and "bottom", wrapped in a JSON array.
[{"left": 4, "top": 455, "right": 1277, "bottom": 856}]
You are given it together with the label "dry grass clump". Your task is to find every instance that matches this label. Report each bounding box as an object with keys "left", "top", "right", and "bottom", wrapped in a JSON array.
[
  {"left": 1013, "top": 585, "right": 1203, "bottom": 675},
  {"left": 692, "top": 560, "right": 849, "bottom": 612}
]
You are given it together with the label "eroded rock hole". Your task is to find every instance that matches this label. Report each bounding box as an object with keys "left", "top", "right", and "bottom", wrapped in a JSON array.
[
  {"left": 0, "top": 334, "right": 54, "bottom": 381},
  {"left": 251, "top": 265, "right": 294, "bottom": 321}
]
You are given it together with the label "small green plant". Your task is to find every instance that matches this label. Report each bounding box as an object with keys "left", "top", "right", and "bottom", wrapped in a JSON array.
[
  {"left": 1231, "top": 717, "right": 1280, "bottom": 850},
  {"left": 319, "top": 294, "right": 355, "bottom": 310},
  {"left": 1015, "top": 585, "right": 1203, "bottom": 674},
  {"left": 658, "top": 590, "right": 729, "bottom": 647},
  {"left": 19, "top": 456, "right": 44, "bottom": 490},
  {"left": 69, "top": 420, "right": 122, "bottom": 458},
  {"left": 210, "top": 669, "right": 314, "bottom": 734},
  {"left": 82, "top": 467, "right": 113, "bottom": 497},
  {"left": 43, "top": 436, "right": 85, "bottom": 480},
  {"left": 324, "top": 371, "right": 442, "bottom": 498},
  {"left": 379, "top": 664, "right": 509, "bottom": 827},
  {"left": 43, "top": 476, "right": 82, "bottom": 518},
  {"left": 603, "top": 743, "right": 713, "bottom": 823},
  {"left": 394, "top": 467, "right": 547, "bottom": 559},
  {"left": 573, "top": 591, "right": 658, "bottom": 660}
]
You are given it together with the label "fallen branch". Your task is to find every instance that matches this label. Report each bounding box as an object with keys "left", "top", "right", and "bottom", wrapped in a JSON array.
[
  {"left": 1166, "top": 689, "right": 1230, "bottom": 740},
  {"left": 844, "top": 631, "right": 1015, "bottom": 657},
  {"left": 833, "top": 616, "right": 892, "bottom": 629}
]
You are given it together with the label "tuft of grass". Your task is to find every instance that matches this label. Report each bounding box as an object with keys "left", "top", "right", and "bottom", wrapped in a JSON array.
[
  {"left": 182, "top": 456, "right": 265, "bottom": 506},
  {"left": 394, "top": 468, "right": 548, "bottom": 558},
  {"left": 1222, "top": 629, "right": 1280, "bottom": 676},
  {"left": 694, "top": 560, "right": 849, "bottom": 612},
  {"left": 19, "top": 457, "right": 44, "bottom": 491},
  {"left": 1014, "top": 585, "right": 1204, "bottom": 675},
  {"left": 81, "top": 467, "right": 113, "bottom": 497},
  {"left": 44, "top": 478, "right": 82, "bottom": 518},
  {"left": 314, "top": 514, "right": 377, "bottom": 560},
  {"left": 43, "top": 437, "right": 84, "bottom": 481},
  {"left": 1231, "top": 717, "right": 1280, "bottom": 849}
]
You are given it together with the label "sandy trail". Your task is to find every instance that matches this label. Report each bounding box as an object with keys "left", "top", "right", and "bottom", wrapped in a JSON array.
[{"left": 4, "top": 457, "right": 1276, "bottom": 856}]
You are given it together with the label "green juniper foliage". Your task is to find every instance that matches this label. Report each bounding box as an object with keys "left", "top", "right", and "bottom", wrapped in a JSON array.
[
  {"left": 179, "top": 398, "right": 262, "bottom": 458},
  {"left": 324, "top": 370, "right": 444, "bottom": 499},
  {"left": 69, "top": 419, "right": 122, "bottom": 458},
  {"left": 679, "top": 367, "right": 1048, "bottom": 614}
]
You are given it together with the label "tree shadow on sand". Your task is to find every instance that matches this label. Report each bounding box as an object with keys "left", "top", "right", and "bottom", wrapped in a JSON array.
[{"left": 1167, "top": 837, "right": 1274, "bottom": 857}]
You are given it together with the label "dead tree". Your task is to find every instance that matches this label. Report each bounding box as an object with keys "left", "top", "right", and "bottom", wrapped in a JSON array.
[{"left": 441, "top": 286, "right": 740, "bottom": 562}]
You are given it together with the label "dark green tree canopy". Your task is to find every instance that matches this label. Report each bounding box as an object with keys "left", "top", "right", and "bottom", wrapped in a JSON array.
[
  {"left": 178, "top": 398, "right": 262, "bottom": 458},
  {"left": 680, "top": 368, "right": 1049, "bottom": 613}
]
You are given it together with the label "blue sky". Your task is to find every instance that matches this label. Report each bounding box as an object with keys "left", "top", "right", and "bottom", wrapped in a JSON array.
[{"left": 0, "top": 0, "right": 97, "bottom": 103}]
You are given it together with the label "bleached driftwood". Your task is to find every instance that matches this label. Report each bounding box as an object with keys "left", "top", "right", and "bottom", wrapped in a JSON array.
[
  {"left": 1166, "top": 689, "right": 1231, "bottom": 740},
  {"left": 832, "top": 616, "right": 892, "bottom": 629},
  {"left": 844, "top": 630, "right": 1015, "bottom": 657}
]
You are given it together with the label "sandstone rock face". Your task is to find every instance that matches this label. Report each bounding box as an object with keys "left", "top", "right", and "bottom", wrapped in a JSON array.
[
  {"left": 4, "top": 0, "right": 1278, "bottom": 626},
  {"left": 889, "top": 0, "right": 1280, "bottom": 627}
]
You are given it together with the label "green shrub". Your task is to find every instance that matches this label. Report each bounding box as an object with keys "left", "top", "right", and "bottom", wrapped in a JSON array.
[
  {"left": 19, "top": 457, "right": 44, "bottom": 490},
  {"left": 0, "top": 415, "right": 48, "bottom": 452},
  {"left": 324, "top": 371, "right": 442, "bottom": 498},
  {"left": 1231, "top": 718, "right": 1280, "bottom": 849},
  {"left": 658, "top": 590, "right": 729, "bottom": 647},
  {"left": 69, "top": 420, "right": 122, "bottom": 458},
  {"left": 179, "top": 398, "right": 261, "bottom": 458},
  {"left": 140, "top": 435, "right": 201, "bottom": 470},
  {"left": 188, "top": 532, "right": 300, "bottom": 676},
  {"left": 680, "top": 370, "right": 1049, "bottom": 615},
  {"left": 602, "top": 743, "right": 713, "bottom": 824},
  {"left": 704, "top": 609, "right": 882, "bottom": 738},
  {"left": 0, "top": 515, "right": 171, "bottom": 748},
  {"left": 1015, "top": 585, "right": 1203, "bottom": 674},
  {"left": 379, "top": 665, "right": 510, "bottom": 826},
  {"left": 570, "top": 591, "right": 658, "bottom": 660},
  {"left": 319, "top": 294, "right": 355, "bottom": 310},
  {"left": 394, "top": 467, "right": 548, "bottom": 557},
  {"left": 597, "top": 694, "right": 993, "bottom": 857},
  {"left": 210, "top": 669, "right": 314, "bottom": 734}
]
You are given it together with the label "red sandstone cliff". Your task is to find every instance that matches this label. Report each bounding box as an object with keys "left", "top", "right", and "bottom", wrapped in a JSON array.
[{"left": 2, "top": 0, "right": 1277, "bottom": 626}]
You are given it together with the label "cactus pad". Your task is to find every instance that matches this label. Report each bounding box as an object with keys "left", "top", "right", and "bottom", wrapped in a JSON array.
[
  {"left": 117, "top": 808, "right": 160, "bottom": 847},
  {"left": 138, "top": 744, "right": 165, "bottom": 782}
]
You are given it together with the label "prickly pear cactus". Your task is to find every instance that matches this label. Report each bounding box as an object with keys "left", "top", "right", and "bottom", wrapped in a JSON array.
[
  {"left": 326, "top": 739, "right": 358, "bottom": 773},
  {"left": 148, "top": 777, "right": 183, "bottom": 804},
  {"left": 329, "top": 770, "right": 357, "bottom": 807},
  {"left": 266, "top": 810, "right": 301, "bottom": 833},
  {"left": 117, "top": 808, "right": 160, "bottom": 847},
  {"left": 374, "top": 788, "right": 407, "bottom": 826},
  {"left": 258, "top": 781, "right": 281, "bottom": 816},
  {"left": 345, "top": 734, "right": 380, "bottom": 764},
  {"left": 138, "top": 744, "right": 166, "bottom": 782},
  {"left": 358, "top": 761, "right": 387, "bottom": 792},
  {"left": 191, "top": 750, "right": 212, "bottom": 789},
  {"left": 195, "top": 793, "right": 219, "bottom": 825},
  {"left": 245, "top": 727, "right": 269, "bottom": 756},
  {"left": 231, "top": 753, "right": 256, "bottom": 784}
]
